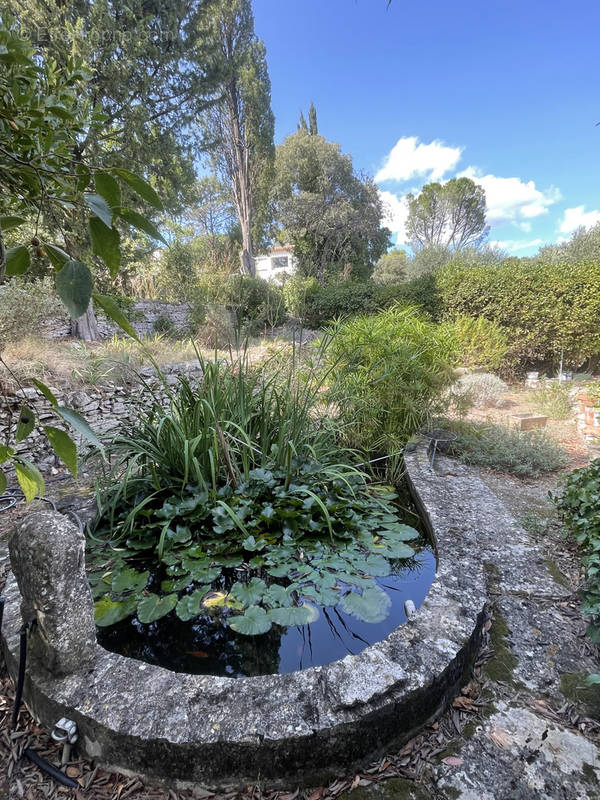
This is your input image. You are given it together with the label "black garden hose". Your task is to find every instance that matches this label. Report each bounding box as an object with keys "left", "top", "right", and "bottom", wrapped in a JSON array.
[
  {"left": 11, "top": 620, "right": 33, "bottom": 730},
  {"left": 23, "top": 748, "right": 79, "bottom": 789}
]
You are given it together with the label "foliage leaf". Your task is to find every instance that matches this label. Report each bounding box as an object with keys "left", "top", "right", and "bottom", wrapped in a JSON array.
[
  {"left": 228, "top": 605, "right": 271, "bottom": 636},
  {"left": 230, "top": 578, "right": 267, "bottom": 607},
  {"left": 55, "top": 260, "right": 93, "bottom": 319},
  {"left": 0, "top": 215, "right": 27, "bottom": 231},
  {"left": 111, "top": 567, "right": 149, "bottom": 594},
  {"left": 0, "top": 470, "right": 6, "bottom": 495},
  {"left": 94, "top": 171, "right": 121, "bottom": 210},
  {"left": 15, "top": 403, "right": 35, "bottom": 443},
  {"left": 42, "top": 426, "right": 78, "bottom": 477},
  {"left": 175, "top": 588, "right": 211, "bottom": 621},
  {"left": 14, "top": 459, "right": 44, "bottom": 503},
  {"left": 268, "top": 603, "right": 319, "bottom": 627},
  {"left": 137, "top": 592, "right": 177, "bottom": 624},
  {"left": 94, "top": 595, "right": 137, "bottom": 627},
  {"left": 339, "top": 586, "right": 392, "bottom": 623},
  {"left": 55, "top": 405, "right": 103, "bottom": 450},
  {"left": 44, "top": 243, "right": 70, "bottom": 270},
  {"left": 84, "top": 192, "right": 112, "bottom": 227},
  {"left": 118, "top": 208, "right": 166, "bottom": 244},
  {"left": 89, "top": 216, "right": 120, "bottom": 277},
  {"left": 111, "top": 168, "right": 163, "bottom": 210},
  {"left": 5, "top": 245, "right": 30, "bottom": 276},
  {"left": 93, "top": 293, "right": 140, "bottom": 342},
  {"left": 31, "top": 379, "right": 58, "bottom": 407}
]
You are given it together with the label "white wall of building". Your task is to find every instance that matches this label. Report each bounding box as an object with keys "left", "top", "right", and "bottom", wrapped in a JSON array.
[{"left": 255, "top": 248, "right": 297, "bottom": 282}]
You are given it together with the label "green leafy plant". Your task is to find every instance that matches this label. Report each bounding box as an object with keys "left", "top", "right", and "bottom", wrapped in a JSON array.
[
  {"left": 325, "top": 305, "right": 457, "bottom": 454},
  {"left": 89, "top": 345, "right": 423, "bottom": 634},
  {"left": 553, "top": 459, "right": 600, "bottom": 640},
  {"left": 152, "top": 314, "right": 176, "bottom": 337},
  {"left": 450, "top": 314, "right": 509, "bottom": 371},
  {"left": 533, "top": 381, "right": 573, "bottom": 420},
  {"left": 447, "top": 421, "right": 567, "bottom": 477},
  {"left": 451, "top": 372, "right": 508, "bottom": 409}
]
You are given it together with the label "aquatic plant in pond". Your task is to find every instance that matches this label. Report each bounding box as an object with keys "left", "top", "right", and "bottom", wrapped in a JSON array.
[
  {"left": 90, "top": 467, "right": 420, "bottom": 634},
  {"left": 89, "top": 346, "right": 424, "bottom": 643}
]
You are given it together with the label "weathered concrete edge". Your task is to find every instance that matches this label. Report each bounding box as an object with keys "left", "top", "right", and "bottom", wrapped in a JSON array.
[{"left": 1, "top": 438, "right": 489, "bottom": 789}]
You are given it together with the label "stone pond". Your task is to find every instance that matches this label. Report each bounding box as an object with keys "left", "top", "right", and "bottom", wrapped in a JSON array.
[{"left": 1, "top": 437, "right": 495, "bottom": 788}]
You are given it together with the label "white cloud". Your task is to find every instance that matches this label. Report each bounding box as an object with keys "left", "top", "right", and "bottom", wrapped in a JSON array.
[
  {"left": 379, "top": 190, "right": 409, "bottom": 243},
  {"left": 459, "top": 167, "right": 561, "bottom": 226},
  {"left": 558, "top": 205, "right": 600, "bottom": 234},
  {"left": 490, "top": 238, "right": 544, "bottom": 253},
  {"left": 375, "top": 137, "right": 463, "bottom": 183},
  {"left": 517, "top": 222, "right": 532, "bottom": 233}
]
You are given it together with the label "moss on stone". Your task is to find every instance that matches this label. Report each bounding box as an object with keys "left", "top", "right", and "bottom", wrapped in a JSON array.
[
  {"left": 544, "top": 557, "right": 570, "bottom": 589},
  {"left": 484, "top": 612, "right": 519, "bottom": 685},
  {"left": 339, "top": 777, "right": 431, "bottom": 800},
  {"left": 560, "top": 672, "right": 600, "bottom": 719},
  {"left": 582, "top": 762, "right": 599, "bottom": 786}
]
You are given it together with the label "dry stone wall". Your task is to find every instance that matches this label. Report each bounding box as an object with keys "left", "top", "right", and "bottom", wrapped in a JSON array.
[
  {"left": 42, "top": 301, "right": 191, "bottom": 340},
  {"left": 1, "top": 361, "right": 202, "bottom": 474}
]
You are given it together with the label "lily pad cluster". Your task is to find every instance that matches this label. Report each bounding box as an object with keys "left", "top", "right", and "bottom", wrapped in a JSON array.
[{"left": 89, "top": 462, "right": 420, "bottom": 635}]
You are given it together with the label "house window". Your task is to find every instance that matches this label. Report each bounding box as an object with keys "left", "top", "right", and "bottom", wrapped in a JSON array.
[{"left": 271, "top": 256, "right": 288, "bottom": 269}]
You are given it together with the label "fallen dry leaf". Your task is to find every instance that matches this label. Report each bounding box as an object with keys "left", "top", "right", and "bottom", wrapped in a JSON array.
[
  {"left": 308, "top": 788, "right": 323, "bottom": 800},
  {"left": 488, "top": 727, "right": 512, "bottom": 749},
  {"left": 442, "top": 756, "right": 464, "bottom": 767}
]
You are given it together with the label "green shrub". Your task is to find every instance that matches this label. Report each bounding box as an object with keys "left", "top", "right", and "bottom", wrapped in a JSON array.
[
  {"left": 325, "top": 305, "right": 457, "bottom": 453},
  {"left": 282, "top": 274, "right": 320, "bottom": 319},
  {"left": 437, "top": 259, "right": 600, "bottom": 370},
  {"left": 451, "top": 314, "right": 509, "bottom": 370},
  {"left": 553, "top": 459, "right": 600, "bottom": 640},
  {"left": 532, "top": 380, "right": 573, "bottom": 420},
  {"left": 448, "top": 421, "right": 567, "bottom": 477},
  {"left": 195, "top": 305, "right": 235, "bottom": 349},
  {"left": 303, "top": 282, "right": 380, "bottom": 328},
  {"left": 0, "top": 277, "right": 65, "bottom": 347},
  {"left": 375, "top": 274, "right": 441, "bottom": 320}
]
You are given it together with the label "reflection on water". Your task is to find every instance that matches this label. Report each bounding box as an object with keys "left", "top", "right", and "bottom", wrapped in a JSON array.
[{"left": 98, "top": 549, "right": 436, "bottom": 677}]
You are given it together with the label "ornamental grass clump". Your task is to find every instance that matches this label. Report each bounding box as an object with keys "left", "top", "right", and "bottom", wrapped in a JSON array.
[
  {"left": 324, "top": 304, "right": 457, "bottom": 455},
  {"left": 91, "top": 343, "right": 422, "bottom": 635}
]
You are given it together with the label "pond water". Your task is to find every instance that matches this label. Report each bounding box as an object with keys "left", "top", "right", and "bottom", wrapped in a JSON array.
[{"left": 97, "top": 546, "right": 436, "bottom": 677}]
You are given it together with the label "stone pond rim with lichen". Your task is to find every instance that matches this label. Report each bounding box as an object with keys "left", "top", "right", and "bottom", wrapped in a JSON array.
[{"left": 1, "top": 438, "right": 490, "bottom": 789}]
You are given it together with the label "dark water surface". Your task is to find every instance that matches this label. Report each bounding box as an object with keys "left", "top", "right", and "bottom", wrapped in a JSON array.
[{"left": 98, "top": 548, "right": 436, "bottom": 677}]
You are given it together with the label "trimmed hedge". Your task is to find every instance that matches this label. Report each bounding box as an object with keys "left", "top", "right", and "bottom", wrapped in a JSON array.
[{"left": 436, "top": 259, "right": 600, "bottom": 369}]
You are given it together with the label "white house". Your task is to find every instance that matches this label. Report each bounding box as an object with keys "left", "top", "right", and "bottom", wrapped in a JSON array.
[{"left": 254, "top": 245, "right": 297, "bottom": 282}]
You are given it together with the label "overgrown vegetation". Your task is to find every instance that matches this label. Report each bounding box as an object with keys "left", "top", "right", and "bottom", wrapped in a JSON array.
[
  {"left": 553, "top": 459, "right": 600, "bottom": 640},
  {"left": 325, "top": 305, "right": 456, "bottom": 454},
  {"left": 90, "top": 346, "right": 421, "bottom": 634},
  {"left": 447, "top": 421, "right": 568, "bottom": 477}
]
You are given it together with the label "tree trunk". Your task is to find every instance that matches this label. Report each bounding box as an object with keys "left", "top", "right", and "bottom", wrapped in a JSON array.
[
  {"left": 71, "top": 299, "right": 100, "bottom": 341},
  {"left": 239, "top": 217, "right": 255, "bottom": 277}
]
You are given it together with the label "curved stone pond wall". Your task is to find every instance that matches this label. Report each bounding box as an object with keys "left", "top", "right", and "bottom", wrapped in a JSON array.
[{"left": 1, "top": 439, "right": 490, "bottom": 789}]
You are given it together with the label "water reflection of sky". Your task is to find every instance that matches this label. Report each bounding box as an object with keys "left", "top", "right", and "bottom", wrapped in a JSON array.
[
  {"left": 278, "top": 549, "right": 436, "bottom": 673},
  {"left": 98, "top": 548, "right": 436, "bottom": 678}
]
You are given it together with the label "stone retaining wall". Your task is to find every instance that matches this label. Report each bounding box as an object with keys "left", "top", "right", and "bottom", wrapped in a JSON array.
[
  {"left": 0, "top": 361, "right": 202, "bottom": 472},
  {"left": 42, "top": 300, "right": 191, "bottom": 340}
]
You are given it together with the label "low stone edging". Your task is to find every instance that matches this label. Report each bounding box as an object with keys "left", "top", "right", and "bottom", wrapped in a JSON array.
[{"left": 1, "top": 438, "right": 490, "bottom": 788}]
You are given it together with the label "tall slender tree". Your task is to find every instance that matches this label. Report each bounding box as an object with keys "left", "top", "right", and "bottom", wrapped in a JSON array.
[
  {"left": 200, "top": 0, "right": 275, "bottom": 276},
  {"left": 308, "top": 101, "right": 318, "bottom": 136}
]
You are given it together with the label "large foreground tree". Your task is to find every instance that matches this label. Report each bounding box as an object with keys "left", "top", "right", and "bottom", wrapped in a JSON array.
[
  {"left": 200, "top": 0, "right": 275, "bottom": 277},
  {"left": 275, "top": 131, "right": 389, "bottom": 283},
  {"left": 406, "top": 177, "right": 489, "bottom": 252}
]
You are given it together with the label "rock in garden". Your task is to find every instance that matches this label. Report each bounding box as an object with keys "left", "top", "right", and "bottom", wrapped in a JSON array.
[{"left": 8, "top": 509, "right": 96, "bottom": 676}]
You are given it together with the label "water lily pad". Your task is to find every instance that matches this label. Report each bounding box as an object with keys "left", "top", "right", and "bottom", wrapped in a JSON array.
[
  {"left": 228, "top": 605, "right": 271, "bottom": 635},
  {"left": 94, "top": 595, "right": 137, "bottom": 626},
  {"left": 268, "top": 603, "right": 319, "bottom": 627},
  {"left": 231, "top": 577, "right": 267, "bottom": 607},
  {"left": 111, "top": 567, "right": 149, "bottom": 594},
  {"left": 137, "top": 592, "right": 177, "bottom": 624},
  {"left": 339, "top": 586, "right": 392, "bottom": 623},
  {"left": 264, "top": 583, "right": 294, "bottom": 607},
  {"left": 175, "top": 588, "right": 211, "bottom": 621}
]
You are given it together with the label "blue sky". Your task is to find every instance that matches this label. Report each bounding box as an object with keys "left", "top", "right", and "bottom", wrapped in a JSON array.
[{"left": 253, "top": 0, "right": 600, "bottom": 255}]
